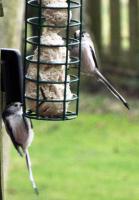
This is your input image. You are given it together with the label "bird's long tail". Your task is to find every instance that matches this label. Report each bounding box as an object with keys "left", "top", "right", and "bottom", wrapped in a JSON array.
[
  {"left": 95, "top": 68, "right": 129, "bottom": 109},
  {"left": 25, "top": 150, "right": 39, "bottom": 195}
]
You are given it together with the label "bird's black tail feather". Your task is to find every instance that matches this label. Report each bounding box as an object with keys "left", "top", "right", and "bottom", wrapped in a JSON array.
[
  {"left": 95, "top": 68, "right": 129, "bottom": 110},
  {"left": 25, "top": 150, "right": 39, "bottom": 195}
]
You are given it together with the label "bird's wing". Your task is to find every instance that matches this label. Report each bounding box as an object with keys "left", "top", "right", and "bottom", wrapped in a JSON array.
[
  {"left": 3, "top": 118, "right": 23, "bottom": 157},
  {"left": 22, "top": 115, "right": 33, "bottom": 132},
  {"left": 89, "top": 45, "right": 99, "bottom": 69},
  {"left": 84, "top": 32, "right": 95, "bottom": 51},
  {"left": 84, "top": 32, "right": 100, "bottom": 70},
  {"left": 84, "top": 35, "right": 129, "bottom": 110}
]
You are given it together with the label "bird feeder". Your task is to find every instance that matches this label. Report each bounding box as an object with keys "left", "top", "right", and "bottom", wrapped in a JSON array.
[{"left": 23, "top": 0, "right": 83, "bottom": 121}]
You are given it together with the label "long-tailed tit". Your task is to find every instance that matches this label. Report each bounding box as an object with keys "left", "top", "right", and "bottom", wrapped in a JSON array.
[
  {"left": 71, "top": 30, "right": 129, "bottom": 109},
  {"left": 2, "top": 102, "right": 39, "bottom": 194}
]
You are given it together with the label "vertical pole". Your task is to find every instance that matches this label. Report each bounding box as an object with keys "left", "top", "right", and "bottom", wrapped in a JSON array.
[
  {"left": 0, "top": 1, "right": 24, "bottom": 199},
  {"left": 0, "top": 1, "right": 6, "bottom": 195},
  {"left": 0, "top": 50, "right": 4, "bottom": 200},
  {"left": 110, "top": 0, "right": 121, "bottom": 60}
]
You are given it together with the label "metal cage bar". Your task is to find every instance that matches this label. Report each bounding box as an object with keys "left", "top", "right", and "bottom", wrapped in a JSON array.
[{"left": 23, "top": 0, "right": 82, "bottom": 121}]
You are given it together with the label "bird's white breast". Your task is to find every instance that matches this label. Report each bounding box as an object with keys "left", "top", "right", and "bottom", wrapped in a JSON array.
[{"left": 8, "top": 115, "right": 34, "bottom": 150}]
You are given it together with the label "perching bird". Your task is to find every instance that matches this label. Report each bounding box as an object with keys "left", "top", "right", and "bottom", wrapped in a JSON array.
[
  {"left": 2, "top": 102, "right": 39, "bottom": 195},
  {"left": 71, "top": 30, "right": 129, "bottom": 109}
]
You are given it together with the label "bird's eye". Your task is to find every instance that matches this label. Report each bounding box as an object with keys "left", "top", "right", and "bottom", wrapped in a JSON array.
[{"left": 14, "top": 104, "right": 18, "bottom": 107}]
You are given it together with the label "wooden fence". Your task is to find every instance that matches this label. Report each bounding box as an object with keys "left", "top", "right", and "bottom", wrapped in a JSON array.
[{"left": 87, "top": 0, "right": 139, "bottom": 88}]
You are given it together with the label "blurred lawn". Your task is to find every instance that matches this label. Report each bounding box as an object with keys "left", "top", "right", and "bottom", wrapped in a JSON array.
[{"left": 5, "top": 93, "right": 139, "bottom": 200}]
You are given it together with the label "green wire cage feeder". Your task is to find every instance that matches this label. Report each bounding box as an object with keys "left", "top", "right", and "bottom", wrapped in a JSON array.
[{"left": 23, "top": 0, "right": 83, "bottom": 121}]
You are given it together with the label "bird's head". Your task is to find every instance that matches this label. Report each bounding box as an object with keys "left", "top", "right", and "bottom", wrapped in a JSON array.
[
  {"left": 5, "top": 102, "right": 23, "bottom": 115},
  {"left": 74, "top": 30, "right": 88, "bottom": 39}
]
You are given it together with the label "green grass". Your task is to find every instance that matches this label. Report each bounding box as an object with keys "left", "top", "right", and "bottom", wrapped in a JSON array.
[{"left": 5, "top": 94, "right": 139, "bottom": 200}]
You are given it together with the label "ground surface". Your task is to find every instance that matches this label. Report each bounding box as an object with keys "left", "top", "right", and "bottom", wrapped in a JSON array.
[{"left": 6, "top": 93, "right": 139, "bottom": 200}]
